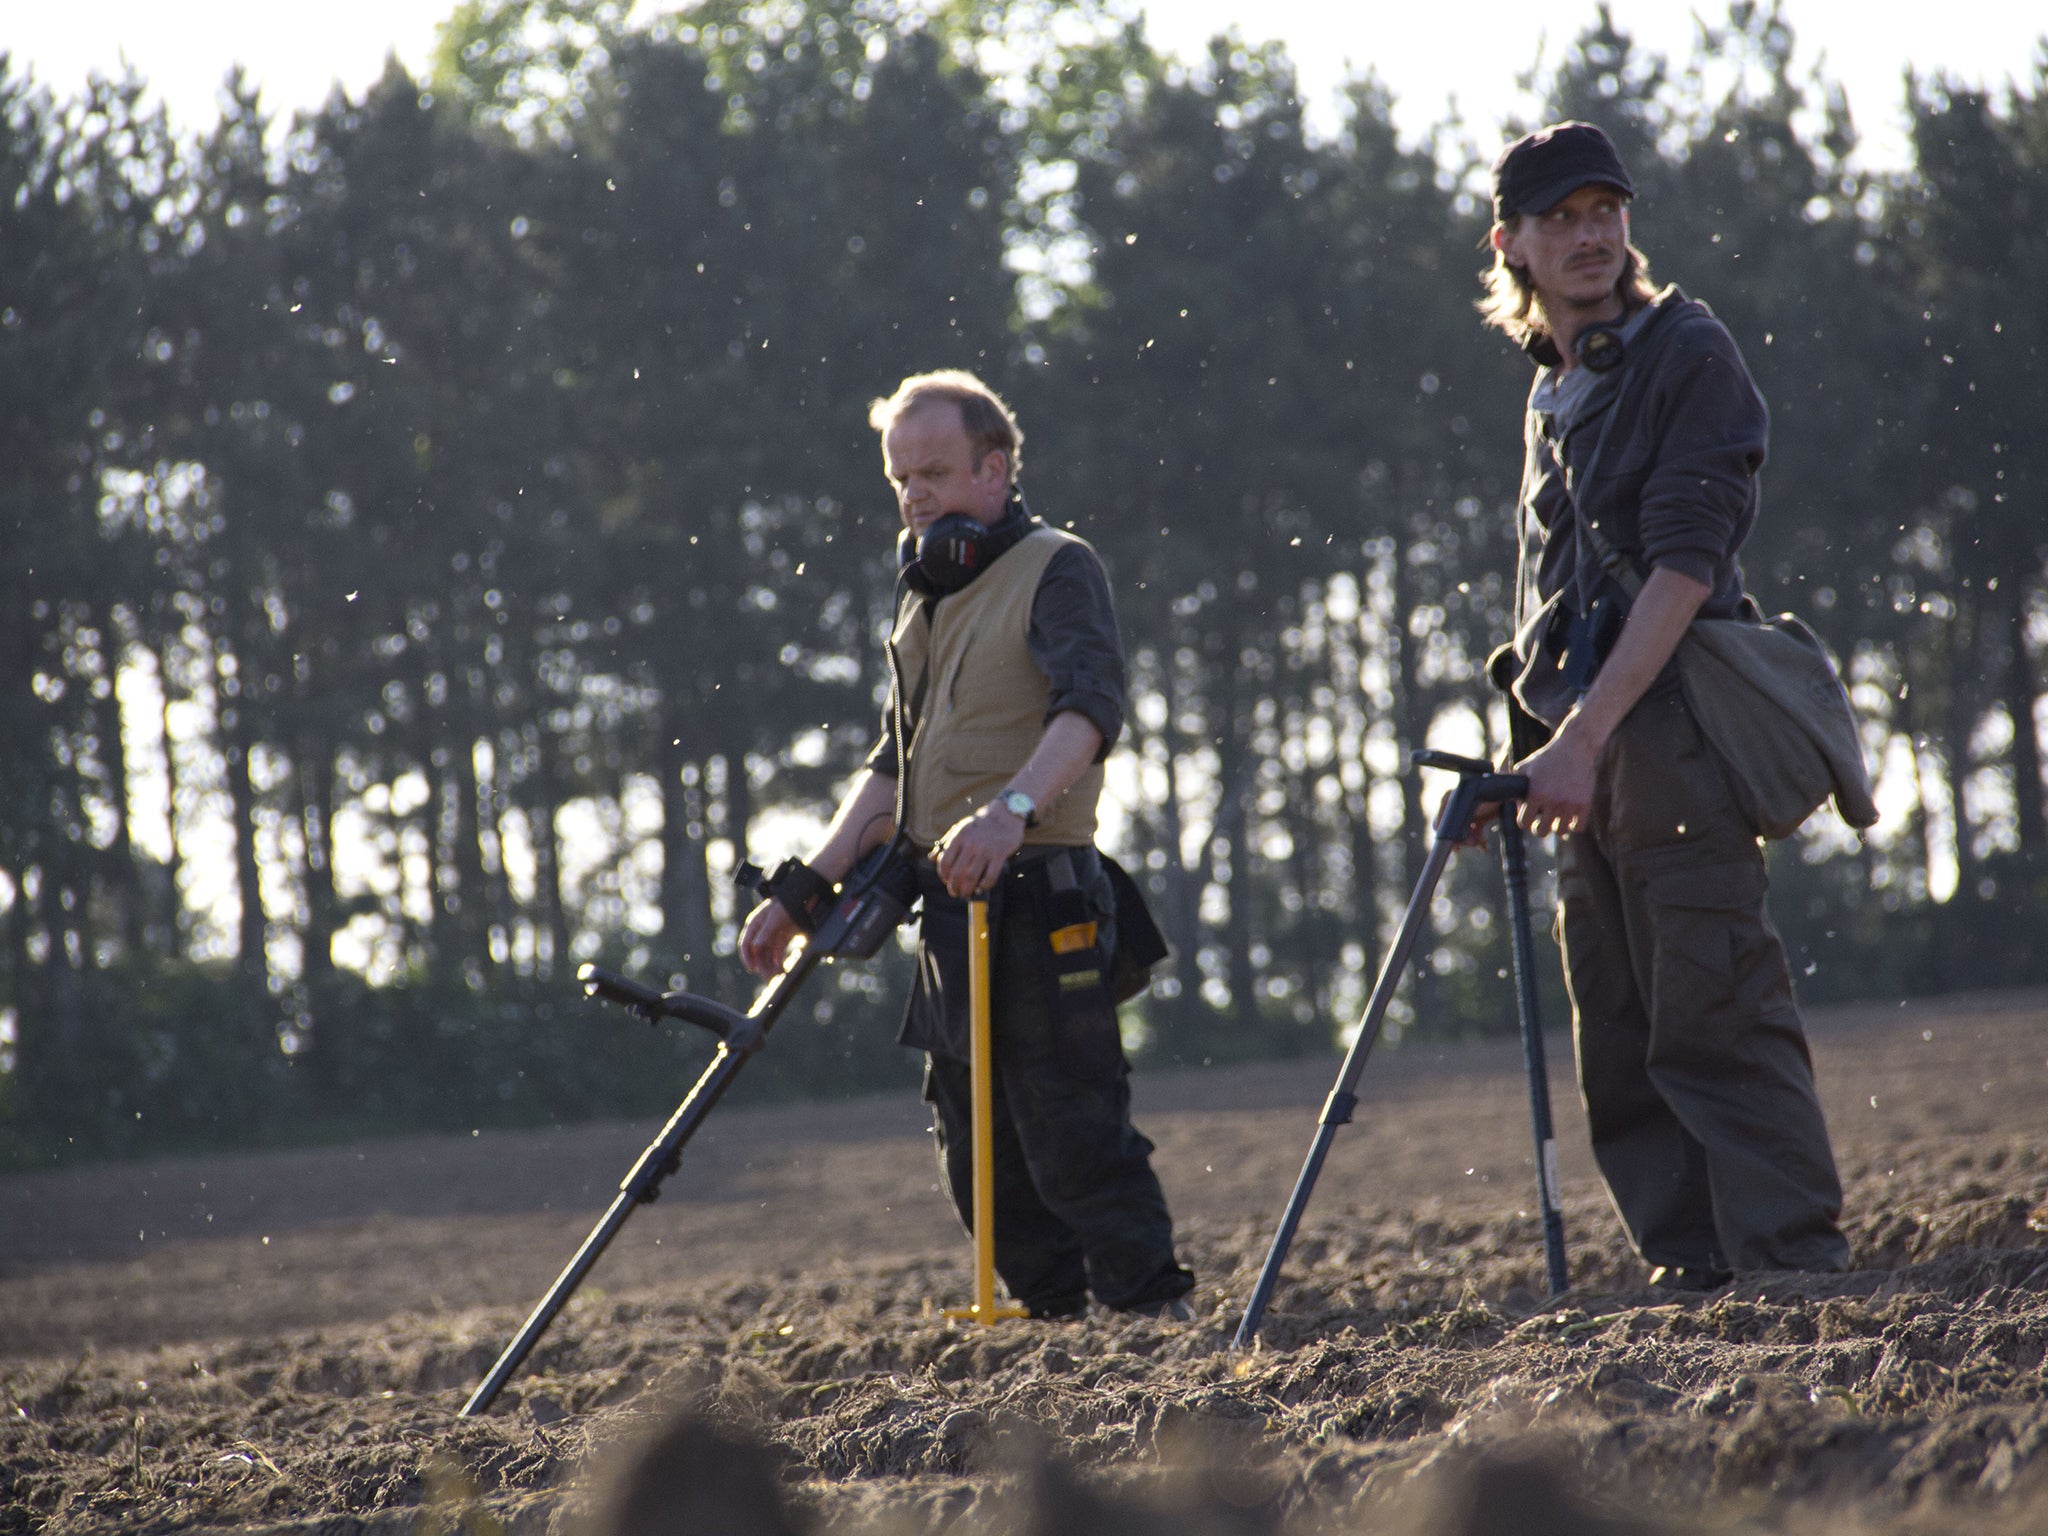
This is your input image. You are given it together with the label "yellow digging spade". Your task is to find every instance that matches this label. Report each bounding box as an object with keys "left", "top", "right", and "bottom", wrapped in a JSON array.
[{"left": 943, "top": 898, "right": 1028, "bottom": 1325}]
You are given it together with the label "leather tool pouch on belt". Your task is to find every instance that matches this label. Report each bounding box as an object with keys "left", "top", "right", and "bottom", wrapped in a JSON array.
[
  {"left": 941, "top": 849, "right": 1118, "bottom": 1083},
  {"left": 904, "top": 848, "right": 1173, "bottom": 1064},
  {"left": 1014, "top": 848, "right": 1170, "bottom": 1016},
  {"left": 1027, "top": 849, "right": 1115, "bottom": 1019}
]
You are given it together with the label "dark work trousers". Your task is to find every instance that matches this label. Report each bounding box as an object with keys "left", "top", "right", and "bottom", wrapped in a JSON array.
[
  {"left": 1559, "top": 684, "right": 1850, "bottom": 1275},
  {"left": 913, "top": 863, "right": 1192, "bottom": 1315}
]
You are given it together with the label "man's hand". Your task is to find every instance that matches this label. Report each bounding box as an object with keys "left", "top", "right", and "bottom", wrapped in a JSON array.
[
  {"left": 933, "top": 802, "right": 1027, "bottom": 898},
  {"left": 1515, "top": 724, "right": 1604, "bottom": 839},
  {"left": 738, "top": 898, "right": 802, "bottom": 978},
  {"left": 1505, "top": 565, "right": 1709, "bottom": 842},
  {"left": 1451, "top": 794, "right": 1504, "bottom": 849},
  {"left": 736, "top": 769, "right": 896, "bottom": 977}
]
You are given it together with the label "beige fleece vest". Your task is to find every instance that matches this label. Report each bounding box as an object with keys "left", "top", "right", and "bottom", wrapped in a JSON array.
[{"left": 889, "top": 526, "right": 1105, "bottom": 850}]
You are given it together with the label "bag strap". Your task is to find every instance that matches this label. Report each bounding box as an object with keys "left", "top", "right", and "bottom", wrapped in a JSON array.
[
  {"left": 1578, "top": 510, "right": 1768, "bottom": 625},
  {"left": 1543, "top": 296, "right": 1690, "bottom": 615},
  {"left": 1575, "top": 511, "right": 1647, "bottom": 603}
]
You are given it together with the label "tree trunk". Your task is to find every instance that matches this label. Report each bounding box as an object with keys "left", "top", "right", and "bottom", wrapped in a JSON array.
[
  {"left": 658, "top": 742, "right": 715, "bottom": 980},
  {"left": 293, "top": 729, "right": 349, "bottom": 1097},
  {"left": 1145, "top": 725, "right": 1202, "bottom": 1026},
  {"left": 298, "top": 735, "right": 339, "bottom": 992},
  {"left": 1327, "top": 604, "right": 1384, "bottom": 1014},
  {"left": 221, "top": 701, "right": 271, "bottom": 1014},
  {"left": 2, "top": 865, "right": 44, "bottom": 1111},
  {"left": 1905, "top": 725, "right": 1947, "bottom": 992},
  {"left": 412, "top": 745, "right": 450, "bottom": 983},
  {"left": 160, "top": 673, "right": 188, "bottom": 953},
  {"left": 1212, "top": 684, "right": 1260, "bottom": 1033},
  {"left": 2004, "top": 584, "right": 2046, "bottom": 867},
  {"left": 528, "top": 755, "right": 570, "bottom": 977},
  {"left": 1221, "top": 826, "right": 1259, "bottom": 1033},
  {"left": 722, "top": 746, "right": 754, "bottom": 871},
  {"left": 486, "top": 735, "right": 521, "bottom": 964},
  {"left": 1287, "top": 760, "right": 1329, "bottom": 1050},
  {"left": 448, "top": 731, "right": 494, "bottom": 972},
  {"left": 100, "top": 629, "right": 145, "bottom": 957},
  {"left": 1389, "top": 537, "right": 1439, "bottom": 1033},
  {"left": 1941, "top": 613, "right": 1981, "bottom": 902},
  {"left": 49, "top": 878, "right": 85, "bottom": 1104}
]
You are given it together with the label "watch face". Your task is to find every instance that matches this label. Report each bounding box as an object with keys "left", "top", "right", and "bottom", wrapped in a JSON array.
[{"left": 1001, "top": 791, "right": 1034, "bottom": 818}]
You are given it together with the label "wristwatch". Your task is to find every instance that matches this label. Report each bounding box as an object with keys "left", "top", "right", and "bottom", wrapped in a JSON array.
[{"left": 995, "top": 788, "right": 1038, "bottom": 827}]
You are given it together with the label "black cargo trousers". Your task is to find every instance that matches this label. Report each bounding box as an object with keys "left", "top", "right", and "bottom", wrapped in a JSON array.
[
  {"left": 1560, "top": 684, "right": 1850, "bottom": 1275},
  {"left": 907, "top": 849, "right": 1193, "bottom": 1316}
]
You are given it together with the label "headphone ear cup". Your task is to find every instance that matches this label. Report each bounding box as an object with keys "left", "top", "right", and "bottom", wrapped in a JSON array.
[
  {"left": 1577, "top": 322, "right": 1627, "bottom": 373},
  {"left": 897, "top": 527, "right": 938, "bottom": 596},
  {"left": 912, "top": 513, "right": 989, "bottom": 597}
]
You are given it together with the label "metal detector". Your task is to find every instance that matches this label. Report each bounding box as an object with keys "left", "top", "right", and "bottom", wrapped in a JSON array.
[
  {"left": 458, "top": 840, "right": 917, "bottom": 1417},
  {"left": 1231, "top": 750, "right": 1567, "bottom": 1351}
]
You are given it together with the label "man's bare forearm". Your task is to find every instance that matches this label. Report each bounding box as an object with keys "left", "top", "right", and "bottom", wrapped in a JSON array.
[
  {"left": 1513, "top": 566, "right": 1711, "bottom": 837},
  {"left": 805, "top": 770, "right": 898, "bottom": 882},
  {"left": 1001, "top": 710, "right": 1105, "bottom": 815},
  {"left": 1553, "top": 566, "right": 1710, "bottom": 759},
  {"left": 930, "top": 710, "right": 1107, "bottom": 897}
]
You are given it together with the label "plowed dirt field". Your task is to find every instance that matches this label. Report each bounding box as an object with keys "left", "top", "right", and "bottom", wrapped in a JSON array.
[{"left": 4, "top": 988, "right": 2046, "bottom": 1534}]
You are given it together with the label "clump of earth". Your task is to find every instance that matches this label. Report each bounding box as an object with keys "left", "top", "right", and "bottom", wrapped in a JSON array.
[{"left": 4, "top": 991, "right": 2046, "bottom": 1533}]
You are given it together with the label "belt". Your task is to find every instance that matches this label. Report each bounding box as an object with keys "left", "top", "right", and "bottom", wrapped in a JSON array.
[{"left": 914, "top": 844, "right": 1099, "bottom": 900}]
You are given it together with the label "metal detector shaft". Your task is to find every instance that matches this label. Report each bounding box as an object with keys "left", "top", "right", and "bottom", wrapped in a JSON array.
[
  {"left": 464, "top": 962, "right": 815, "bottom": 1417},
  {"left": 456, "top": 1033, "right": 763, "bottom": 1415},
  {"left": 1232, "top": 752, "right": 1527, "bottom": 1351},
  {"left": 458, "top": 947, "right": 823, "bottom": 1417},
  {"left": 1498, "top": 815, "right": 1568, "bottom": 1296},
  {"left": 458, "top": 843, "right": 915, "bottom": 1416}
]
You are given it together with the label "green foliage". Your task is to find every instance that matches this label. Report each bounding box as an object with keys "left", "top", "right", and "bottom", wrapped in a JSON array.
[
  {"left": 0, "top": 954, "right": 912, "bottom": 1169},
  {"left": 2, "top": 3, "right": 2047, "bottom": 1169}
]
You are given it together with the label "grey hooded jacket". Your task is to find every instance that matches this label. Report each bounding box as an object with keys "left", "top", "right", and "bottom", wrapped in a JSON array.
[
  {"left": 1511, "top": 284, "right": 1769, "bottom": 726},
  {"left": 1506, "top": 285, "right": 1877, "bottom": 836}
]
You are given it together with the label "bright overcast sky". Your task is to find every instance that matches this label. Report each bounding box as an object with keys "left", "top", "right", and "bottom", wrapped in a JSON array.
[{"left": 5, "top": 1, "right": 2044, "bottom": 172}]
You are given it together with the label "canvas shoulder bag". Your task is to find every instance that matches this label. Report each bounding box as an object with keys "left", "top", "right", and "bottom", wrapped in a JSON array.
[{"left": 1579, "top": 519, "right": 1878, "bottom": 840}]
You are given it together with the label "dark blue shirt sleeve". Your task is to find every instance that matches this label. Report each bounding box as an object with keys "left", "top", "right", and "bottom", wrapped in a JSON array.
[
  {"left": 864, "top": 603, "right": 916, "bottom": 777},
  {"left": 863, "top": 709, "right": 904, "bottom": 776},
  {"left": 1636, "top": 322, "right": 1769, "bottom": 588},
  {"left": 1028, "top": 542, "right": 1126, "bottom": 758},
  {"left": 863, "top": 543, "right": 1127, "bottom": 770}
]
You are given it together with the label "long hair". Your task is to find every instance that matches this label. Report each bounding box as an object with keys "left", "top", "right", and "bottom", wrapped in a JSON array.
[{"left": 1475, "top": 225, "right": 1658, "bottom": 350}]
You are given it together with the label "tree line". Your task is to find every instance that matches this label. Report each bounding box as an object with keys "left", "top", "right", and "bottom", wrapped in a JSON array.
[{"left": 2, "top": 0, "right": 2043, "bottom": 1166}]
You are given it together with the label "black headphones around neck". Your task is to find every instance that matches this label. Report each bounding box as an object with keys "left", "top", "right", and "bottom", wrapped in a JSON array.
[
  {"left": 896, "top": 506, "right": 1033, "bottom": 598},
  {"left": 1523, "top": 314, "right": 1632, "bottom": 373},
  {"left": 1575, "top": 320, "right": 1628, "bottom": 373}
]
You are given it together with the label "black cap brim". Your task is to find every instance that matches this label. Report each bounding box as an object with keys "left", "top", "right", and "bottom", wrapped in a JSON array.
[{"left": 1506, "top": 172, "right": 1633, "bottom": 220}]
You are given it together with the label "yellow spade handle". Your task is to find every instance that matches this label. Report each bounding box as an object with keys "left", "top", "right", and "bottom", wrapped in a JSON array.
[
  {"left": 968, "top": 898, "right": 999, "bottom": 1322},
  {"left": 941, "top": 898, "right": 1025, "bottom": 1324}
]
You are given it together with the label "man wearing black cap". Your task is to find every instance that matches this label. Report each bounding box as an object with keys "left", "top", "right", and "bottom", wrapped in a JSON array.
[{"left": 1469, "top": 122, "right": 1849, "bottom": 1288}]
